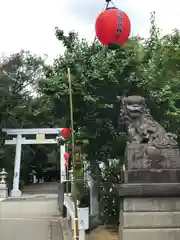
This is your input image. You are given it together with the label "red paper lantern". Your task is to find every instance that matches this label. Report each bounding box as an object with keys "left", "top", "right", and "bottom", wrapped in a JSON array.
[
  {"left": 95, "top": 8, "right": 131, "bottom": 46},
  {"left": 61, "top": 128, "right": 72, "bottom": 139},
  {"left": 64, "top": 152, "right": 70, "bottom": 160}
]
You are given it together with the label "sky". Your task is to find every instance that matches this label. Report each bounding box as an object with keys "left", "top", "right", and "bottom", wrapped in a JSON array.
[{"left": 0, "top": 0, "right": 180, "bottom": 64}]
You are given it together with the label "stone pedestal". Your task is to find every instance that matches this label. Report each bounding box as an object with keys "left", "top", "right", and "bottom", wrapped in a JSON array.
[
  {"left": 11, "top": 189, "right": 22, "bottom": 197},
  {"left": 0, "top": 168, "right": 8, "bottom": 199},
  {"left": 0, "top": 184, "right": 8, "bottom": 199},
  {"left": 118, "top": 183, "right": 180, "bottom": 240}
]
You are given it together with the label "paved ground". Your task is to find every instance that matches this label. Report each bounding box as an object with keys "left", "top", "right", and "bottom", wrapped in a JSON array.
[
  {"left": 23, "top": 182, "right": 59, "bottom": 195},
  {"left": 0, "top": 183, "right": 118, "bottom": 240},
  {"left": 87, "top": 226, "right": 118, "bottom": 240},
  {"left": 0, "top": 184, "right": 63, "bottom": 240}
]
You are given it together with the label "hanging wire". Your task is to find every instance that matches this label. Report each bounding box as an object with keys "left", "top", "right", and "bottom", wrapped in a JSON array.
[
  {"left": 105, "top": 0, "right": 111, "bottom": 9},
  {"left": 105, "top": 0, "right": 116, "bottom": 9},
  {"left": 110, "top": 0, "right": 116, "bottom": 8}
]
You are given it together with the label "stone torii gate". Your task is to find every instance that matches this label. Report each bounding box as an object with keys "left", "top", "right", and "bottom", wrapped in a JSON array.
[{"left": 2, "top": 128, "right": 66, "bottom": 197}]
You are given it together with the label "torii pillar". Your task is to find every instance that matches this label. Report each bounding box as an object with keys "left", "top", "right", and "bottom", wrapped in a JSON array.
[{"left": 11, "top": 134, "right": 22, "bottom": 197}]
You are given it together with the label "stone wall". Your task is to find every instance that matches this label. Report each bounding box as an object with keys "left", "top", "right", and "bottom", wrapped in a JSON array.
[{"left": 119, "top": 197, "right": 180, "bottom": 240}]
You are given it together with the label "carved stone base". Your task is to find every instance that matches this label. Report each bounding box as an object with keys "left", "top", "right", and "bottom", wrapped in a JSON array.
[
  {"left": 123, "top": 169, "right": 180, "bottom": 183},
  {"left": 125, "top": 143, "right": 180, "bottom": 169},
  {"left": 118, "top": 183, "right": 180, "bottom": 197}
]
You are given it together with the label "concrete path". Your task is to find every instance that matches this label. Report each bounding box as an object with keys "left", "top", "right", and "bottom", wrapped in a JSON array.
[
  {"left": 23, "top": 182, "right": 59, "bottom": 195},
  {"left": 0, "top": 193, "right": 63, "bottom": 240}
]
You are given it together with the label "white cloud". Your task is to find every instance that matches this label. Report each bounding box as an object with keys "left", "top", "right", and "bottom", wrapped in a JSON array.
[{"left": 0, "top": 0, "right": 179, "bottom": 64}]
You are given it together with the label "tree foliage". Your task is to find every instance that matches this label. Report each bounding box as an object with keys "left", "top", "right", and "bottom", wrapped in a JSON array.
[
  {"left": 0, "top": 51, "right": 56, "bottom": 186},
  {"left": 40, "top": 12, "right": 180, "bottom": 224}
]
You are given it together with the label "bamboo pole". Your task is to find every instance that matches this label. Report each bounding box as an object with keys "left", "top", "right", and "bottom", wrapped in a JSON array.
[{"left": 67, "top": 67, "right": 79, "bottom": 239}]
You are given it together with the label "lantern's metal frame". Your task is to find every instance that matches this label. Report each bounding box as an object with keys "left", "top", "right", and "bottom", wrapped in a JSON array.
[{"left": 67, "top": 67, "right": 79, "bottom": 239}]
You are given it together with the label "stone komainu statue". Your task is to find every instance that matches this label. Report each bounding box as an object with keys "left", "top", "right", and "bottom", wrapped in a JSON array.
[
  {"left": 118, "top": 97, "right": 180, "bottom": 240},
  {"left": 121, "top": 96, "right": 180, "bottom": 170}
]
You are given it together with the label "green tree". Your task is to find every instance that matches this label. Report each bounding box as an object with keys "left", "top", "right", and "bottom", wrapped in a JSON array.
[
  {"left": 39, "top": 12, "right": 180, "bottom": 225},
  {"left": 0, "top": 51, "right": 53, "bottom": 187}
]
